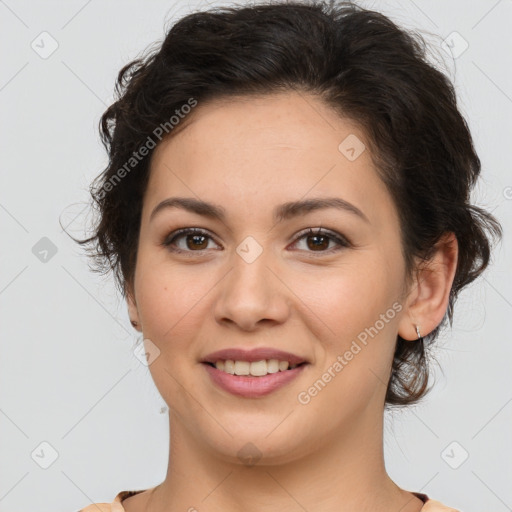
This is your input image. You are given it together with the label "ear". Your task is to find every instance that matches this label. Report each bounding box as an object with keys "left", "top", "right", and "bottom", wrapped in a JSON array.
[
  {"left": 397, "top": 232, "right": 458, "bottom": 341},
  {"left": 125, "top": 281, "right": 142, "bottom": 332}
]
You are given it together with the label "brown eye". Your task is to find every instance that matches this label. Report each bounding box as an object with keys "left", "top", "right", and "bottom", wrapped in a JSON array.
[
  {"left": 185, "top": 233, "right": 208, "bottom": 250},
  {"left": 306, "top": 233, "right": 330, "bottom": 251},
  {"left": 292, "top": 227, "right": 350, "bottom": 254},
  {"left": 162, "top": 228, "right": 219, "bottom": 253}
]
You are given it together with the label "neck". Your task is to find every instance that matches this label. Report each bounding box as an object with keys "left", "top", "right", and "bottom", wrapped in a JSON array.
[{"left": 147, "top": 405, "right": 424, "bottom": 512}]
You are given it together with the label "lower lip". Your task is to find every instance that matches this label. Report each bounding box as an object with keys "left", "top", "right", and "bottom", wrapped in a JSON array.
[{"left": 202, "top": 363, "right": 307, "bottom": 398}]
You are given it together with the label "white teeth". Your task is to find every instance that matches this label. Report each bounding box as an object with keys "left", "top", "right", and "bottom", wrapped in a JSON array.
[
  {"left": 213, "top": 359, "right": 299, "bottom": 376},
  {"left": 223, "top": 360, "right": 235, "bottom": 374},
  {"left": 234, "top": 360, "right": 250, "bottom": 375},
  {"left": 278, "top": 360, "right": 289, "bottom": 371},
  {"left": 249, "top": 360, "right": 268, "bottom": 376},
  {"left": 266, "top": 359, "right": 280, "bottom": 374}
]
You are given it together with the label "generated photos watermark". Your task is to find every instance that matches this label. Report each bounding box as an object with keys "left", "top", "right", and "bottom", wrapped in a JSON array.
[
  {"left": 297, "top": 301, "right": 403, "bottom": 405},
  {"left": 97, "top": 97, "right": 198, "bottom": 199}
]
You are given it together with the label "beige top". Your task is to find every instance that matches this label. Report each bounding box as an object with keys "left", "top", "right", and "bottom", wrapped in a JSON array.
[{"left": 79, "top": 488, "right": 460, "bottom": 511}]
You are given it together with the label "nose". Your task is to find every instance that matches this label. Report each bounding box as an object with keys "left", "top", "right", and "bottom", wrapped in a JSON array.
[{"left": 213, "top": 248, "right": 290, "bottom": 331}]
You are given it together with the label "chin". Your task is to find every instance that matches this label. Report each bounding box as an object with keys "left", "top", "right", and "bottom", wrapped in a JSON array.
[{"left": 196, "top": 420, "right": 314, "bottom": 467}]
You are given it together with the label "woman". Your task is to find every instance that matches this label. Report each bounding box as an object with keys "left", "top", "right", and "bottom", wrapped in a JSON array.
[{"left": 75, "top": 1, "right": 502, "bottom": 510}]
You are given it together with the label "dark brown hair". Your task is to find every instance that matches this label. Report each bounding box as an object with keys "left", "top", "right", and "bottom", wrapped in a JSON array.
[{"left": 72, "top": 1, "right": 502, "bottom": 407}]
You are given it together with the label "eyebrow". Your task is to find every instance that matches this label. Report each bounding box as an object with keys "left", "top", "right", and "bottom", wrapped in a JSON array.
[{"left": 149, "top": 196, "right": 370, "bottom": 224}]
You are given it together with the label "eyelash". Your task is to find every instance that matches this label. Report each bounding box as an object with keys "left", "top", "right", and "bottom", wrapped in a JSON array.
[{"left": 161, "top": 227, "right": 351, "bottom": 256}]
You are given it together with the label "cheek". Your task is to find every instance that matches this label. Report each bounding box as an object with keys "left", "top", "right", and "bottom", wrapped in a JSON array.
[
  {"left": 294, "top": 288, "right": 400, "bottom": 419},
  {"left": 133, "top": 259, "right": 214, "bottom": 408},
  {"left": 293, "top": 257, "right": 400, "bottom": 339},
  {"left": 134, "top": 252, "right": 212, "bottom": 351},
  {"left": 290, "top": 256, "right": 402, "bottom": 398}
]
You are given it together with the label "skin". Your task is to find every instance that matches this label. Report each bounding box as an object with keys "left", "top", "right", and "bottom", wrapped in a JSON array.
[{"left": 124, "top": 91, "right": 458, "bottom": 512}]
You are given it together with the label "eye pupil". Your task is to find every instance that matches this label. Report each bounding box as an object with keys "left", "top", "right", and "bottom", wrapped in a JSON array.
[
  {"left": 307, "top": 235, "right": 329, "bottom": 251},
  {"left": 187, "top": 234, "right": 208, "bottom": 250}
]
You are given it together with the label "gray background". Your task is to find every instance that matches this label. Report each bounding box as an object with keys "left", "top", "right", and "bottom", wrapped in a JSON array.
[{"left": 0, "top": 0, "right": 511, "bottom": 510}]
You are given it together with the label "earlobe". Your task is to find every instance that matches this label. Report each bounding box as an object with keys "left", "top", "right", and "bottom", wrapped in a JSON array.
[
  {"left": 397, "top": 232, "right": 458, "bottom": 341},
  {"left": 125, "top": 283, "right": 142, "bottom": 332}
]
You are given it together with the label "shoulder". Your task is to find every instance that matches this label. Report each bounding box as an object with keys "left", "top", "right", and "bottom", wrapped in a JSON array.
[
  {"left": 78, "top": 489, "right": 147, "bottom": 512},
  {"left": 78, "top": 490, "right": 462, "bottom": 512},
  {"left": 79, "top": 504, "right": 115, "bottom": 512},
  {"left": 423, "top": 498, "right": 462, "bottom": 511},
  {"left": 79, "top": 500, "right": 126, "bottom": 512}
]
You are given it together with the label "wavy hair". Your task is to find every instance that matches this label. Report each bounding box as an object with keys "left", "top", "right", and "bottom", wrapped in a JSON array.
[{"left": 72, "top": 1, "right": 503, "bottom": 406}]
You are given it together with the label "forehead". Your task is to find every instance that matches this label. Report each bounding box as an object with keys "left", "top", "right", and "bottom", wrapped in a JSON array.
[
  {"left": 159, "top": 92, "right": 360, "bottom": 153},
  {"left": 144, "top": 92, "right": 395, "bottom": 229}
]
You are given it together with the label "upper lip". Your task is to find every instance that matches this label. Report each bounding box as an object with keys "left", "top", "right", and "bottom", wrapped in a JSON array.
[{"left": 200, "top": 347, "right": 308, "bottom": 366}]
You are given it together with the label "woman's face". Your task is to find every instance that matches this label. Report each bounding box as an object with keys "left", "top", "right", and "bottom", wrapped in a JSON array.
[{"left": 128, "top": 91, "right": 413, "bottom": 464}]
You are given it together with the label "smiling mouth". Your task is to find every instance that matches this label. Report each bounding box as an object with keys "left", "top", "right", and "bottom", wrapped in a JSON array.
[{"left": 203, "top": 359, "right": 307, "bottom": 377}]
